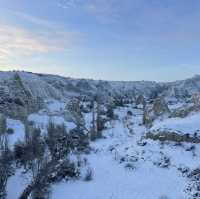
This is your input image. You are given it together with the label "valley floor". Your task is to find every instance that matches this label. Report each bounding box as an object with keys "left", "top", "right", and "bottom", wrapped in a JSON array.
[
  {"left": 6, "top": 103, "right": 200, "bottom": 199},
  {"left": 51, "top": 107, "right": 193, "bottom": 199}
]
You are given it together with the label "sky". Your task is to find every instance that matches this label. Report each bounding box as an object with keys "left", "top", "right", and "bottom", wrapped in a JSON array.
[{"left": 0, "top": 0, "right": 200, "bottom": 81}]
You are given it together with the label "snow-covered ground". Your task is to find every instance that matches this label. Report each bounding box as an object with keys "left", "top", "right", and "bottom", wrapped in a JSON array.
[
  {"left": 151, "top": 112, "right": 200, "bottom": 135},
  {"left": 6, "top": 169, "right": 30, "bottom": 199},
  {"left": 6, "top": 118, "right": 25, "bottom": 148},
  {"left": 52, "top": 152, "right": 185, "bottom": 199},
  {"left": 28, "top": 100, "right": 76, "bottom": 133},
  {"left": 51, "top": 106, "right": 197, "bottom": 199},
  {"left": 6, "top": 103, "right": 200, "bottom": 199}
]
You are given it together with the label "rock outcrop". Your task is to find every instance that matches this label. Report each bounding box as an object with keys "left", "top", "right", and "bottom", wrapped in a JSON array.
[
  {"left": 153, "top": 98, "right": 170, "bottom": 116},
  {"left": 146, "top": 131, "right": 200, "bottom": 143},
  {"left": 171, "top": 93, "right": 200, "bottom": 118},
  {"left": 136, "top": 95, "right": 146, "bottom": 109},
  {"left": 143, "top": 97, "right": 170, "bottom": 127}
]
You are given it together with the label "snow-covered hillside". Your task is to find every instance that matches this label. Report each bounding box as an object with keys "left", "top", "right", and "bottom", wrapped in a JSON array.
[
  {"left": 2, "top": 71, "right": 200, "bottom": 199},
  {"left": 1, "top": 71, "right": 200, "bottom": 102}
]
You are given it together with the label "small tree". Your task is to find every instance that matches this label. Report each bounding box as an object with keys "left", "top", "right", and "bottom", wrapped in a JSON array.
[
  {"left": 90, "top": 94, "right": 106, "bottom": 140},
  {"left": 14, "top": 126, "right": 45, "bottom": 173},
  {"left": 0, "top": 125, "right": 13, "bottom": 199},
  {"left": 106, "top": 105, "right": 115, "bottom": 119},
  {"left": 66, "top": 97, "right": 85, "bottom": 127},
  {"left": 19, "top": 122, "right": 85, "bottom": 199},
  {"left": 46, "top": 122, "right": 70, "bottom": 160},
  {"left": 0, "top": 114, "right": 6, "bottom": 135},
  {"left": 0, "top": 146, "right": 13, "bottom": 199},
  {"left": 16, "top": 126, "right": 51, "bottom": 199}
]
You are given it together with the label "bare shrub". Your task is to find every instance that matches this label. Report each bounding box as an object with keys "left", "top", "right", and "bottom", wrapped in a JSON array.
[{"left": 84, "top": 168, "right": 93, "bottom": 181}]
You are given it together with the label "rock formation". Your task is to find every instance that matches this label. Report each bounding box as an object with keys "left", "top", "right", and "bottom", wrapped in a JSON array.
[{"left": 143, "top": 97, "right": 170, "bottom": 127}]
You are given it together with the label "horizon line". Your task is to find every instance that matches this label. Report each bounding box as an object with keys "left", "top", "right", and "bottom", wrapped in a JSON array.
[{"left": 0, "top": 68, "right": 199, "bottom": 84}]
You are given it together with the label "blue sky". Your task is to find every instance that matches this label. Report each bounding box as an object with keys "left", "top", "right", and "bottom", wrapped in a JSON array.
[{"left": 0, "top": 0, "right": 200, "bottom": 81}]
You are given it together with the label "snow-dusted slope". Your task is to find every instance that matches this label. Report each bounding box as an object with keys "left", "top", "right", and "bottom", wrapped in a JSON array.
[
  {"left": 1, "top": 71, "right": 200, "bottom": 102},
  {"left": 0, "top": 71, "right": 155, "bottom": 99},
  {"left": 151, "top": 112, "right": 200, "bottom": 136},
  {"left": 3, "top": 71, "right": 200, "bottom": 199}
]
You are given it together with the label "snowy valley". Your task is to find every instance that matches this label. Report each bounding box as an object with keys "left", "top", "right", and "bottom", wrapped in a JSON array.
[{"left": 1, "top": 71, "right": 200, "bottom": 199}]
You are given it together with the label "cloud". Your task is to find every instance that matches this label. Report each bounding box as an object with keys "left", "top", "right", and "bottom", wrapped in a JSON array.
[
  {"left": 0, "top": 21, "right": 81, "bottom": 61},
  {"left": 0, "top": 25, "right": 45, "bottom": 59}
]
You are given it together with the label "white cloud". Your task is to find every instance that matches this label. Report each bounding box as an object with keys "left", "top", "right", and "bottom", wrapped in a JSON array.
[
  {"left": 0, "top": 25, "right": 40, "bottom": 60},
  {"left": 0, "top": 18, "right": 82, "bottom": 61}
]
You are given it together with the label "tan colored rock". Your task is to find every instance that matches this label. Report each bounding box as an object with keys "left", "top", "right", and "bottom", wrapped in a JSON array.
[
  {"left": 136, "top": 95, "right": 146, "bottom": 106},
  {"left": 143, "top": 97, "right": 170, "bottom": 127},
  {"left": 143, "top": 107, "right": 154, "bottom": 127},
  {"left": 146, "top": 131, "right": 200, "bottom": 143},
  {"left": 192, "top": 93, "right": 200, "bottom": 107},
  {"left": 171, "top": 93, "right": 200, "bottom": 118},
  {"left": 153, "top": 98, "right": 170, "bottom": 116}
]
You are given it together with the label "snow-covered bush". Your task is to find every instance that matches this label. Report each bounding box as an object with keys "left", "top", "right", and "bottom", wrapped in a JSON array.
[
  {"left": 16, "top": 121, "right": 89, "bottom": 199},
  {"left": 186, "top": 168, "right": 200, "bottom": 198},
  {"left": 83, "top": 168, "right": 93, "bottom": 181},
  {"left": 46, "top": 122, "right": 69, "bottom": 159},
  {"left": 6, "top": 128, "right": 14, "bottom": 135},
  {"left": 14, "top": 126, "right": 45, "bottom": 171},
  {"left": 125, "top": 163, "right": 135, "bottom": 171},
  {"left": 177, "top": 165, "right": 190, "bottom": 177},
  {"left": 69, "top": 127, "right": 90, "bottom": 152},
  {"left": 106, "top": 105, "right": 115, "bottom": 119},
  {"left": 154, "top": 155, "right": 171, "bottom": 168}
]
